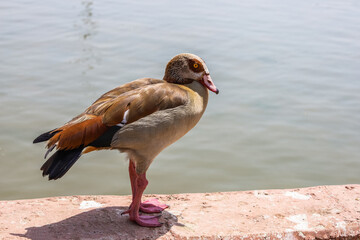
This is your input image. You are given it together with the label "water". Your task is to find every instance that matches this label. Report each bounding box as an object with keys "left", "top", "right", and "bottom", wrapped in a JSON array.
[{"left": 0, "top": 0, "right": 359, "bottom": 200}]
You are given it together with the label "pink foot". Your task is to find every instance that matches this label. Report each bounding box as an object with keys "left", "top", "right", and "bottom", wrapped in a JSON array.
[
  {"left": 121, "top": 199, "right": 168, "bottom": 215},
  {"left": 140, "top": 198, "right": 169, "bottom": 213},
  {"left": 139, "top": 214, "right": 160, "bottom": 219},
  {"left": 133, "top": 214, "right": 162, "bottom": 227}
]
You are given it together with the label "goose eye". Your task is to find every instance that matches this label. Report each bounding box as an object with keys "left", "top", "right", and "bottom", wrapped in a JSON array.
[{"left": 193, "top": 63, "right": 199, "bottom": 68}]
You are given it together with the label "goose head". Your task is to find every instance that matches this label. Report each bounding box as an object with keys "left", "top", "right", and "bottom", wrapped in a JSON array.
[{"left": 163, "top": 53, "right": 219, "bottom": 94}]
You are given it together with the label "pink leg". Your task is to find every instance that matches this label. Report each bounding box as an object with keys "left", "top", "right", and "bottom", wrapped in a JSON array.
[
  {"left": 129, "top": 169, "right": 161, "bottom": 227},
  {"left": 121, "top": 161, "right": 136, "bottom": 215},
  {"left": 123, "top": 160, "right": 166, "bottom": 227},
  {"left": 122, "top": 161, "right": 168, "bottom": 215},
  {"left": 129, "top": 160, "right": 137, "bottom": 202}
]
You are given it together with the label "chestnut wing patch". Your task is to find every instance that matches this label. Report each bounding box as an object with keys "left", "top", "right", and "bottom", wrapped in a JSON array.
[{"left": 47, "top": 115, "right": 108, "bottom": 150}]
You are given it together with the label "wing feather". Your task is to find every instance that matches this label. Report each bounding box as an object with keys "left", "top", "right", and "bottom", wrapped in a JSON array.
[
  {"left": 102, "top": 83, "right": 188, "bottom": 126},
  {"left": 65, "top": 78, "right": 164, "bottom": 125},
  {"left": 40, "top": 78, "right": 188, "bottom": 151}
]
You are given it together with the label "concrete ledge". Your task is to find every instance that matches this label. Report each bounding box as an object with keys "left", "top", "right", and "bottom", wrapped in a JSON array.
[{"left": 1, "top": 185, "right": 359, "bottom": 239}]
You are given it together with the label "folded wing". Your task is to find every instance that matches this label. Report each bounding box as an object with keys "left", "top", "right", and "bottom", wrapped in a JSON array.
[{"left": 37, "top": 78, "right": 188, "bottom": 152}]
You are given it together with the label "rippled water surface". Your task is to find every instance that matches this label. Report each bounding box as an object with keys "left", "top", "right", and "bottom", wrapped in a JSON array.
[{"left": 1, "top": 0, "right": 359, "bottom": 200}]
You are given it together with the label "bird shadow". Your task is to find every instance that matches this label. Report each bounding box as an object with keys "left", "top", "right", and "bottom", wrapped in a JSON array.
[{"left": 11, "top": 206, "right": 183, "bottom": 240}]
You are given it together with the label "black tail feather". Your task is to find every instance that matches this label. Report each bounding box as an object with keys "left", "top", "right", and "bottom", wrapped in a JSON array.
[
  {"left": 33, "top": 129, "right": 60, "bottom": 144},
  {"left": 89, "top": 126, "right": 121, "bottom": 148},
  {"left": 37, "top": 125, "right": 121, "bottom": 180},
  {"left": 41, "top": 146, "right": 84, "bottom": 180}
]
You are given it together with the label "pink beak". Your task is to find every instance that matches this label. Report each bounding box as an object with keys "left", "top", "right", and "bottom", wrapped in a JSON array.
[{"left": 202, "top": 74, "right": 219, "bottom": 94}]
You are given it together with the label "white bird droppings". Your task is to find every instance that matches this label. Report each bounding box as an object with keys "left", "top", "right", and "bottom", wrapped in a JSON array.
[
  {"left": 284, "top": 191, "right": 311, "bottom": 200},
  {"left": 79, "top": 200, "right": 104, "bottom": 209},
  {"left": 336, "top": 221, "right": 347, "bottom": 233},
  {"left": 286, "top": 214, "right": 309, "bottom": 231}
]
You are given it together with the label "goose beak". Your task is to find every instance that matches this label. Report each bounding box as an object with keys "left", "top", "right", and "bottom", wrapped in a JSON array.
[{"left": 202, "top": 74, "right": 219, "bottom": 94}]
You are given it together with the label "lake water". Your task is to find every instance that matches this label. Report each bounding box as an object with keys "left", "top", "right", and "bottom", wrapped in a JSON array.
[{"left": 0, "top": 0, "right": 359, "bottom": 200}]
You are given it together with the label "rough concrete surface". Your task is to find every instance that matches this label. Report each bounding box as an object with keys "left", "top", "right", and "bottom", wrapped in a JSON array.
[{"left": 0, "top": 185, "right": 359, "bottom": 240}]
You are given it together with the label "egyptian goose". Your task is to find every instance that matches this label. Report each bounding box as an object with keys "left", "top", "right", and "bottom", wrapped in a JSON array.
[{"left": 33, "top": 53, "right": 219, "bottom": 227}]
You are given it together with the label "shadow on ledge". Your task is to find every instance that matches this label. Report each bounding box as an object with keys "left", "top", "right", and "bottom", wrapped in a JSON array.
[{"left": 12, "top": 206, "right": 182, "bottom": 240}]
